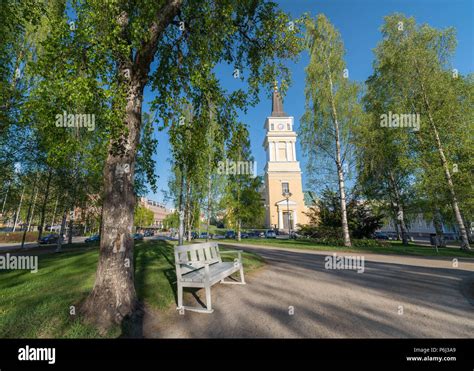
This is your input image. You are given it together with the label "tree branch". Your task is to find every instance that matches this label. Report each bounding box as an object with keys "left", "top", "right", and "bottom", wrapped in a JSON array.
[{"left": 134, "top": 0, "right": 183, "bottom": 84}]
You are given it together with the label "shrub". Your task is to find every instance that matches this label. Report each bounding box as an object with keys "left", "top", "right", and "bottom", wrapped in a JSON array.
[
  {"left": 296, "top": 236, "right": 388, "bottom": 248},
  {"left": 298, "top": 224, "right": 342, "bottom": 239},
  {"left": 352, "top": 238, "right": 388, "bottom": 248}
]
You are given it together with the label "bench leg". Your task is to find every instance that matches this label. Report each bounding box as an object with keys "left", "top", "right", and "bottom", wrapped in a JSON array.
[
  {"left": 205, "top": 285, "right": 212, "bottom": 312},
  {"left": 239, "top": 264, "right": 246, "bottom": 284},
  {"left": 176, "top": 284, "right": 214, "bottom": 314},
  {"left": 220, "top": 264, "right": 246, "bottom": 285},
  {"left": 177, "top": 282, "right": 183, "bottom": 310}
]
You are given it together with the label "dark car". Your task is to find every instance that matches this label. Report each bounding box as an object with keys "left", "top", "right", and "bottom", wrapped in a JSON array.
[
  {"left": 240, "top": 232, "right": 249, "bottom": 239},
  {"left": 38, "top": 234, "right": 59, "bottom": 244},
  {"left": 249, "top": 231, "right": 265, "bottom": 238},
  {"left": 373, "top": 232, "right": 390, "bottom": 240},
  {"left": 265, "top": 230, "right": 277, "bottom": 238},
  {"left": 289, "top": 231, "right": 302, "bottom": 239},
  {"left": 85, "top": 234, "right": 100, "bottom": 243},
  {"left": 143, "top": 230, "right": 154, "bottom": 237},
  {"left": 225, "top": 230, "right": 236, "bottom": 239},
  {"left": 132, "top": 233, "right": 144, "bottom": 241},
  {"left": 199, "top": 232, "right": 208, "bottom": 239}
]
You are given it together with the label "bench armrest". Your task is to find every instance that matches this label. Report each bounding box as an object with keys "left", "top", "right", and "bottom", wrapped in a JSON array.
[{"left": 220, "top": 249, "right": 243, "bottom": 263}]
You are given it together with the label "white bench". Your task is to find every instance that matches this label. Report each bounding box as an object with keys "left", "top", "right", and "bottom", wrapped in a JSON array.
[{"left": 174, "top": 242, "right": 246, "bottom": 313}]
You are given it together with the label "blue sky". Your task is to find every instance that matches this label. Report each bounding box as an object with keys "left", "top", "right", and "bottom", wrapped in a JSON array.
[{"left": 144, "top": 0, "right": 474, "bottom": 206}]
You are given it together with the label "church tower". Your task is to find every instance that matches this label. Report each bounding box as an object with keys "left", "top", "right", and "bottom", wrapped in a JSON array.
[{"left": 263, "top": 83, "right": 308, "bottom": 231}]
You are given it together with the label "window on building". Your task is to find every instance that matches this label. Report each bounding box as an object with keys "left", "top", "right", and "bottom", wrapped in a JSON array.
[
  {"left": 282, "top": 182, "right": 289, "bottom": 194},
  {"left": 287, "top": 123, "right": 290, "bottom": 130},
  {"left": 271, "top": 124, "right": 274, "bottom": 131}
]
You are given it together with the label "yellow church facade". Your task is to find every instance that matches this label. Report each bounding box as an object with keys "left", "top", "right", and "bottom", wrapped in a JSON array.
[{"left": 263, "top": 85, "right": 309, "bottom": 231}]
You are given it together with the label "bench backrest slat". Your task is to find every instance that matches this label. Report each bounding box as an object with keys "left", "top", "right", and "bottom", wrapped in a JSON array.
[
  {"left": 197, "top": 248, "right": 206, "bottom": 262},
  {"left": 175, "top": 242, "right": 221, "bottom": 276},
  {"left": 211, "top": 244, "right": 221, "bottom": 261}
]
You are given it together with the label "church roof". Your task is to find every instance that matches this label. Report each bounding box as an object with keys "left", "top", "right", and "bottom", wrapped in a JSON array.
[{"left": 271, "top": 83, "right": 288, "bottom": 117}]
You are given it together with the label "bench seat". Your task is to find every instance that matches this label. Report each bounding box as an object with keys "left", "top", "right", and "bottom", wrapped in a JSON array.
[{"left": 181, "top": 262, "right": 239, "bottom": 284}]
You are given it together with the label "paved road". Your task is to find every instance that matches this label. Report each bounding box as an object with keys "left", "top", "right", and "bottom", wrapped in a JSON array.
[{"left": 144, "top": 244, "right": 474, "bottom": 338}]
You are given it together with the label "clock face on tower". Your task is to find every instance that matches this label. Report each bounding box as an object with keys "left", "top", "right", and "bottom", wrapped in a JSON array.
[{"left": 277, "top": 123, "right": 285, "bottom": 130}]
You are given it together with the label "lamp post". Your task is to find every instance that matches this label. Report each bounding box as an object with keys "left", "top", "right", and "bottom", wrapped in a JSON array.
[{"left": 282, "top": 190, "right": 292, "bottom": 237}]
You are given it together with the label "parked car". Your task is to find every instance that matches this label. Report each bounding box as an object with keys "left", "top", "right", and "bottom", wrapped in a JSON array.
[
  {"left": 191, "top": 231, "right": 198, "bottom": 240},
  {"left": 225, "top": 230, "right": 236, "bottom": 239},
  {"left": 265, "top": 230, "right": 277, "bottom": 238},
  {"left": 373, "top": 232, "right": 390, "bottom": 240},
  {"left": 199, "top": 232, "right": 208, "bottom": 239},
  {"left": 290, "top": 231, "right": 301, "bottom": 239},
  {"left": 240, "top": 232, "right": 249, "bottom": 239},
  {"left": 143, "top": 230, "right": 154, "bottom": 237},
  {"left": 212, "top": 234, "right": 225, "bottom": 240},
  {"left": 132, "top": 233, "right": 144, "bottom": 241},
  {"left": 38, "top": 234, "right": 59, "bottom": 244},
  {"left": 85, "top": 234, "right": 100, "bottom": 243},
  {"left": 246, "top": 231, "right": 258, "bottom": 238}
]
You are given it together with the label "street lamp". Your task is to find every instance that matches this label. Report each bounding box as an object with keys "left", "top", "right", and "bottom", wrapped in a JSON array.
[{"left": 282, "top": 190, "right": 292, "bottom": 237}]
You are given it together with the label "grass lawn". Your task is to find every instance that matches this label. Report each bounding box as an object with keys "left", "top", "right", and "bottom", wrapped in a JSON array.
[
  {"left": 0, "top": 240, "right": 265, "bottom": 338},
  {"left": 216, "top": 238, "right": 474, "bottom": 258}
]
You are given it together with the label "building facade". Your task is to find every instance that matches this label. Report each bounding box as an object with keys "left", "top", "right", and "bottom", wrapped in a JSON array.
[
  {"left": 138, "top": 197, "right": 171, "bottom": 229},
  {"left": 263, "top": 84, "right": 309, "bottom": 231},
  {"left": 378, "top": 213, "right": 461, "bottom": 240}
]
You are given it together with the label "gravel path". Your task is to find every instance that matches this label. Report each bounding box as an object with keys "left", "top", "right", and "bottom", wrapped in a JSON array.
[{"left": 144, "top": 244, "right": 474, "bottom": 338}]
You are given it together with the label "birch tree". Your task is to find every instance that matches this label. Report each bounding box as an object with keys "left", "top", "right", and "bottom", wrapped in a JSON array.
[
  {"left": 375, "top": 14, "right": 472, "bottom": 250},
  {"left": 301, "top": 15, "right": 363, "bottom": 247}
]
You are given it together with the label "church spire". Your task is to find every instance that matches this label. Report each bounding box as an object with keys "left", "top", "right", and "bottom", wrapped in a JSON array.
[{"left": 271, "top": 81, "right": 287, "bottom": 117}]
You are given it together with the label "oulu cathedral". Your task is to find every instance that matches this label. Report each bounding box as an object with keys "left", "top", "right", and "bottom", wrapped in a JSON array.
[{"left": 262, "top": 83, "right": 309, "bottom": 232}]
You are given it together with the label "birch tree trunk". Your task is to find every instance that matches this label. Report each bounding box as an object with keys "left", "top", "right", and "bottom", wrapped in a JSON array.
[
  {"left": 38, "top": 170, "right": 52, "bottom": 240},
  {"left": 1, "top": 183, "right": 9, "bottom": 215},
  {"left": 415, "top": 64, "right": 470, "bottom": 251},
  {"left": 178, "top": 164, "right": 185, "bottom": 245},
  {"left": 27, "top": 185, "right": 38, "bottom": 231},
  {"left": 433, "top": 208, "right": 446, "bottom": 248},
  {"left": 13, "top": 185, "right": 25, "bottom": 232},
  {"left": 389, "top": 172, "right": 409, "bottom": 245},
  {"left": 328, "top": 70, "right": 351, "bottom": 247},
  {"left": 186, "top": 181, "right": 192, "bottom": 242},
  {"left": 21, "top": 188, "right": 35, "bottom": 249},
  {"left": 55, "top": 207, "right": 67, "bottom": 253}
]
